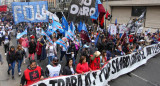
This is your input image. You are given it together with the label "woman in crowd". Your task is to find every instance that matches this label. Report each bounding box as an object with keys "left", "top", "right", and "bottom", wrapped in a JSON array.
[
  {"left": 16, "top": 45, "right": 26, "bottom": 76},
  {"left": 21, "top": 35, "right": 29, "bottom": 63},
  {"left": 28, "top": 36, "right": 36, "bottom": 60},
  {"left": 7, "top": 46, "right": 16, "bottom": 79},
  {"left": 62, "top": 58, "right": 76, "bottom": 75},
  {"left": 76, "top": 56, "right": 91, "bottom": 74},
  {"left": 46, "top": 41, "right": 57, "bottom": 64},
  {"left": 36, "top": 38, "right": 43, "bottom": 61},
  {"left": 100, "top": 50, "right": 107, "bottom": 68}
]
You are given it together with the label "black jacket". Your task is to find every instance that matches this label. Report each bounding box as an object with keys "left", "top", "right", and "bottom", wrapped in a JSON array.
[
  {"left": 66, "top": 46, "right": 76, "bottom": 58},
  {"left": 62, "top": 66, "right": 76, "bottom": 75},
  {"left": 2, "top": 35, "right": 11, "bottom": 42},
  {"left": 16, "top": 49, "right": 26, "bottom": 60},
  {"left": 28, "top": 41, "right": 36, "bottom": 54},
  {"left": 6, "top": 50, "right": 16, "bottom": 64}
]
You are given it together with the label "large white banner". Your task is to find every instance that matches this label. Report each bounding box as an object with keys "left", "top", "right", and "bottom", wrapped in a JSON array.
[{"left": 31, "top": 43, "right": 160, "bottom": 86}]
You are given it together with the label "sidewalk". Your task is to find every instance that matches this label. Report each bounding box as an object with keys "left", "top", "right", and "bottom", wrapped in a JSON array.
[{"left": 0, "top": 40, "right": 27, "bottom": 86}]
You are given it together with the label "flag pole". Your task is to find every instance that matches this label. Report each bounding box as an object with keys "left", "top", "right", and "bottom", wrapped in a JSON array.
[{"left": 61, "top": 11, "right": 67, "bottom": 20}]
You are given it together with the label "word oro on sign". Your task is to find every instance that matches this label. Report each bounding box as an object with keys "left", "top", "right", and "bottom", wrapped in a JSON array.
[{"left": 70, "top": 0, "right": 95, "bottom": 16}]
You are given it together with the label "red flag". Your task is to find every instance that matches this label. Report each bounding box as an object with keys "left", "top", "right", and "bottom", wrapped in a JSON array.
[
  {"left": 105, "top": 11, "right": 110, "bottom": 19},
  {"left": 98, "top": 2, "right": 106, "bottom": 27},
  {"left": 80, "top": 30, "right": 91, "bottom": 42}
]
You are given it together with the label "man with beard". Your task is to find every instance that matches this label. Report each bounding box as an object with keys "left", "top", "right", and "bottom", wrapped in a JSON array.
[{"left": 20, "top": 60, "right": 44, "bottom": 86}]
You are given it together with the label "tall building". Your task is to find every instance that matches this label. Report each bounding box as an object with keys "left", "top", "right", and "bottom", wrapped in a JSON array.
[{"left": 103, "top": 0, "right": 160, "bottom": 31}]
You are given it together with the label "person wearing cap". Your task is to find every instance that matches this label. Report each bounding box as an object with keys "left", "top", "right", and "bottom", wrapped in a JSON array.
[
  {"left": 2, "top": 32, "right": 11, "bottom": 55},
  {"left": 20, "top": 60, "right": 44, "bottom": 86},
  {"left": 45, "top": 57, "right": 62, "bottom": 77},
  {"left": 89, "top": 40, "right": 98, "bottom": 55},
  {"left": 28, "top": 36, "right": 36, "bottom": 60},
  {"left": 90, "top": 51, "right": 101, "bottom": 70},
  {"left": 7, "top": 46, "right": 16, "bottom": 79}
]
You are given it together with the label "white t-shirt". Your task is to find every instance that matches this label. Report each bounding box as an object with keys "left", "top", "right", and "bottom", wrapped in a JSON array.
[
  {"left": 4, "top": 36, "right": 9, "bottom": 44},
  {"left": 47, "top": 64, "right": 61, "bottom": 77},
  {"left": 36, "top": 27, "right": 41, "bottom": 33},
  {"left": 70, "top": 67, "right": 75, "bottom": 74}
]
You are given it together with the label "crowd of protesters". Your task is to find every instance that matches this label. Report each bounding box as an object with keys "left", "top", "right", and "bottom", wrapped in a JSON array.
[{"left": 0, "top": 12, "right": 160, "bottom": 86}]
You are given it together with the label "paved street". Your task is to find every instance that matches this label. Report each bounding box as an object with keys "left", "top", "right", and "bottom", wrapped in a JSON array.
[{"left": 0, "top": 37, "right": 160, "bottom": 86}]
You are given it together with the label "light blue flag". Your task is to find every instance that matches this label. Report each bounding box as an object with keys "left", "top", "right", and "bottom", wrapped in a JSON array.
[
  {"left": 90, "top": 0, "right": 99, "bottom": 19},
  {"left": 70, "top": 22, "right": 76, "bottom": 33},
  {"left": 52, "top": 17, "right": 64, "bottom": 33},
  {"left": 16, "top": 29, "right": 27, "bottom": 39},
  {"left": 41, "top": 30, "right": 54, "bottom": 44},
  {"left": 55, "top": 39, "right": 67, "bottom": 50}
]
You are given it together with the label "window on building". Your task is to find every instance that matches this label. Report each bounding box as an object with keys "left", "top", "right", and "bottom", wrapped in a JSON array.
[{"left": 132, "top": 6, "right": 146, "bottom": 17}]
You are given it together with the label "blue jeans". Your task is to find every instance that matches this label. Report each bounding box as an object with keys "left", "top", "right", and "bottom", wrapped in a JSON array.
[
  {"left": 48, "top": 56, "right": 55, "bottom": 65},
  {"left": 8, "top": 61, "right": 16, "bottom": 76},
  {"left": 72, "top": 57, "right": 75, "bottom": 66},
  {"left": 18, "top": 60, "right": 23, "bottom": 73}
]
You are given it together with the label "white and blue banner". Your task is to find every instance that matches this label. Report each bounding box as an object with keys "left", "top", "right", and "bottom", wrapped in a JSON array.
[
  {"left": 12, "top": 1, "right": 48, "bottom": 24},
  {"left": 31, "top": 43, "right": 160, "bottom": 86}
]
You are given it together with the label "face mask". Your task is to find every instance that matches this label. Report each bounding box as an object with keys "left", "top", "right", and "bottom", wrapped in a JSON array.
[{"left": 54, "top": 62, "right": 58, "bottom": 66}]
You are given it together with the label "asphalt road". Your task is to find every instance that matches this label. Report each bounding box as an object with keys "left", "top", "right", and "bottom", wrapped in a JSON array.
[{"left": 0, "top": 36, "right": 160, "bottom": 86}]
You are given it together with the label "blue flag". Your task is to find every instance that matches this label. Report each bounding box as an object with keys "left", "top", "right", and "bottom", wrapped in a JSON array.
[
  {"left": 55, "top": 39, "right": 68, "bottom": 50},
  {"left": 78, "top": 21, "right": 83, "bottom": 32},
  {"left": 70, "top": 22, "right": 76, "bottom": 33},
  {"left": 82, "top": 23, "right": 88, "bottom": 32},
  {"left": 16, "top": 29, "right": 27, "bottom": 39},
  {"left": 52, "top": 18, "right": 64, "bottom": 33},
  {"left": 62, "top": 17, "right": 68, "bottom": 31},
  {"left": 90, "top": 0, "right": 99, "bottom": 19},
  {"left": 41, "top": 30, "right": 54, "bottom": 44},
  {"left": 95, "top": 33, "right": 100, "bottom": 46}
]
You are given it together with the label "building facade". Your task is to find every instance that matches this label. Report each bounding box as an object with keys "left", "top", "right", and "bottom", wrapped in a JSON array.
[{"left": 103, "top": 0, "right": 160, "bottom": 31}]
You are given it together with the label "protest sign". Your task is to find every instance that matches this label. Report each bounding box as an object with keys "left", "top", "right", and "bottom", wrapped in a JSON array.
[
  {"left": 31, "top": 42, "right": 160, "bottom": 86},
  {"left": 68, "top": 0, "right": 96, "bottom": 23},
  {"left": 119, "top": 24, "right": 126, "bottom": 33},
  {"left": 12, "top": 1, "right": 48, "bottom": 24},
  {"left": 137, "top": 27, "right": 143, "bottom": 34},
  {"left": 110, "top": 24, "right": 117, "bottom": 35}
]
